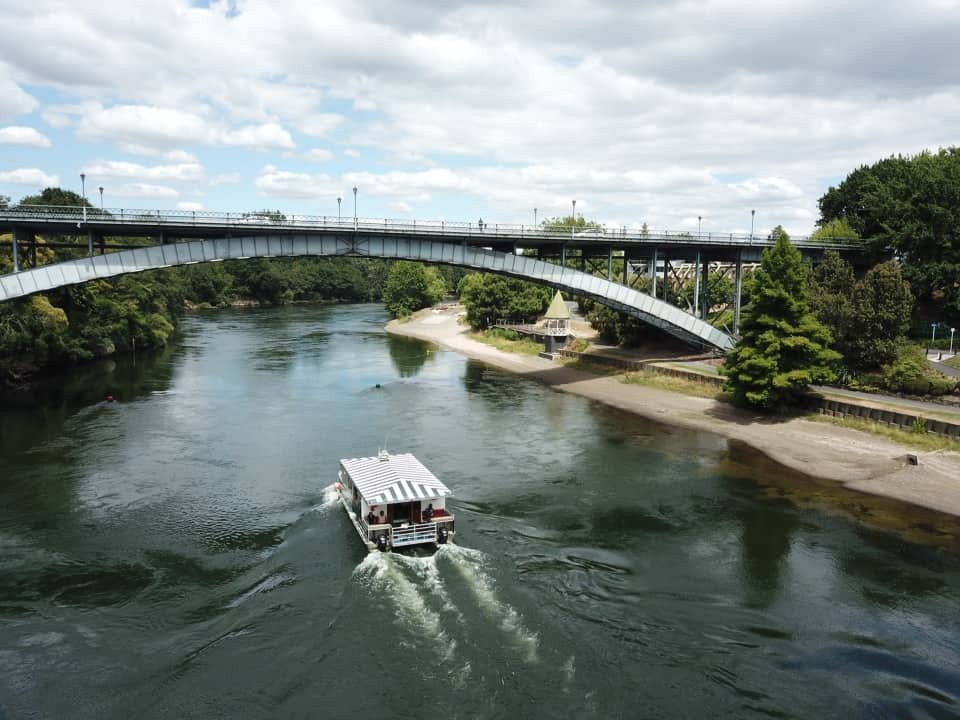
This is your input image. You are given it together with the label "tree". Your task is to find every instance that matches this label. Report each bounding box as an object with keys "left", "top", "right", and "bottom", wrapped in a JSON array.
[
  {"left": 383, "top": 261, "right": 446, "bottom": 317},
  {"left": 847, "top": 261, "right": 913, "bottom": 368},
  {"left": 456, "top": 273, "right": 551, "bottom": 329},
  {"left": 19, "top": 187, "right": 90, "bottom": 207},
  {"left": 0, "top": 195, "right": 9, "bottom": 209},
  {"left": 817, "top": 148, "right": 960, "bottom": 323},
  {"left": 810, "top": 250, "right": 857, "bottom": 357},
  {"left": 809, "top": 218, "right": 860, "bottom": 243},
  {"left": 722, "top": 231, "right": 841, "bottom": 411},
  {"left": 542, "top": 215, "right": 603, "bottom": 232}
]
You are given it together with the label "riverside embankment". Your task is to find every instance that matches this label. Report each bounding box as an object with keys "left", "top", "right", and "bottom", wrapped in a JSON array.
[{"left": 387, "top": 305, "right": 960, "bottom": 518}]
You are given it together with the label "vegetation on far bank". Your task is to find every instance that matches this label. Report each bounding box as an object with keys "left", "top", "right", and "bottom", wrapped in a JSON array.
[
  {"left": 808, "top": 414, "right": 960, "bottom": 452},
  {"left": 469, "top": 328, "right": 544, "bottom": 356}
]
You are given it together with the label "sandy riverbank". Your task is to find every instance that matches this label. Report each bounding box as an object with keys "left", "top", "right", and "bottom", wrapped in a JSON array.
[{"left": 387, "top": 305, "right": 960, "bottom": 518}]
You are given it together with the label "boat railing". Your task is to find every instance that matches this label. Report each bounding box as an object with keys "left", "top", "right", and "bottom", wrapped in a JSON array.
[
  {"left": 392, "top": 522, "right": 441, "bottom": 547},
  {"left": 360, "top": 515, "right": 455, "bottom": 547}
]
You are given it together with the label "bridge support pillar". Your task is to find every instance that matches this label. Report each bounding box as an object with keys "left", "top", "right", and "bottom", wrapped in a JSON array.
[
  {"left": 87, "top": 231, "right": 101, "bottom": 257},
  {"left": 649, "top": 248, "right": 657, "bottom": 296},
  {"left": 12, "top": 228, "right": 22, "bottom": 273},
  {"left": 622, "top": 251, "right": 629, "bottom": 285},
  {"left": 693, "top": 251, "right": 701, "bottom": 316},
  {"left": 733, "top": 252, "right": 744, "bottom": 335},
  {"left": 561, "top": 244, "right": 566, "bottom": 267},
  {"left": 662, "top": 254, "right": 669, "bottom": 301},
  {"left": 607, "top": 247, "right": 613, "bottom": 281},
  {"left": 700, "top": 256, "right": 710, "bottom": 320}
]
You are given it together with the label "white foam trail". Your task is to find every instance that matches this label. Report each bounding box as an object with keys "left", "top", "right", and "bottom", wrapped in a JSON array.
[
  {"left": 227, "top": 571, "right": 295, "bottom": 608},
  {"left": 391, "top": 553, "right": 464, "bottom": 623},
  {"left": 312, "top": 484, "right": 340, "bottom": 514},
  {"left": 438, "top": 545, "right": 540, "bottom": 663},
  {"left": 353, "top": 553, "right": 456, "bottom": 662},
  {"left": 561, "top": 655, "right": 576, "bottom": 689}
]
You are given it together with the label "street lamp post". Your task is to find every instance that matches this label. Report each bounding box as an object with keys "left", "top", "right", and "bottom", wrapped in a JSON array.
[
  {"left": 750, "top": 209, "right": 755, "bottom": 239},
  {"left": 952, "top": 327, "right": 956, "bottom": 355},
  {"left": 698, "top": 215, "right": 702, "bottom": 239},
  {"left": 99, "top": 186, "right": 103, "bottom": 211},
  {"left": 337, "top": 196, "right": 341, "bottom": 221},
  {"left": 932, "top": 322, "right": 938, "bottom": 347},
  {"left": 571, "top": 199, "right": 576, "bottom": 221},
  {"left": 352, "top": 186, "right": 358, "bottom": 228},
  {"left": 534, "top": 207, "right": 537, "bottom": 227},
  {"left": 80, "top": 173, "right": 87, "bottom": 223}
]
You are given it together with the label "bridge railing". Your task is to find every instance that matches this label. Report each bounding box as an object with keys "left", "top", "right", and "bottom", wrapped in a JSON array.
[{"left": 0, "top": 205, "right": 864, "bottom": 250}]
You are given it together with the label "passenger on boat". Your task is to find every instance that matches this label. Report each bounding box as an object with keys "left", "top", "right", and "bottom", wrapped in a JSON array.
[
  {"left": 423, "top": 504, "right": 434, "bottom": 522},
  {"left": 366, "top": 510, "right": 377, "bottom": 525}
]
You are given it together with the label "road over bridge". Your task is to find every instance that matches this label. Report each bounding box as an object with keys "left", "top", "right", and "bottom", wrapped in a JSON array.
[{"left": 0, "top": 206, "right": 865, "bottom": 352}]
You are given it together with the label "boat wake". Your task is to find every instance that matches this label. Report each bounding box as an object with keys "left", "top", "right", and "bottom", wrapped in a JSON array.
[
  {"left": 353, "top": 545, "right": 540, "bottom": 666},
  {"left": 311, "top": 484, "right": 340, "bottom": 514},
  {"left": 438, "top": 545, "right": 540, "bottom": 663},
  {"left": 353, "top": 552, "right": 457, "bottom": 663}
]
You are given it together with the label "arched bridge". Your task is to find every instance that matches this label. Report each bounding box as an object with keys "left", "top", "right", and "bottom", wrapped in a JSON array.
[
  {"left": 0, "top": 206, "right": 865, "bottom": 352},
  {"left": 0, "top": 233, "right": 736, "bottom": 350}
]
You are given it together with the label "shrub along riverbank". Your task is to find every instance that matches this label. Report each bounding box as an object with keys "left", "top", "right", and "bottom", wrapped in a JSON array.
[{"left": 0, "top": 251, "right": 395, "bottom": 387}]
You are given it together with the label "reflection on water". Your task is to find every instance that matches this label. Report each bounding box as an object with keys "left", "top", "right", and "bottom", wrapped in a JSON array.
[
  {"left": 387, "top": 333, "right": 435, "bottom": 377},
  {"left": 1, "top": 304, "right": 959, "bottom": 719}
]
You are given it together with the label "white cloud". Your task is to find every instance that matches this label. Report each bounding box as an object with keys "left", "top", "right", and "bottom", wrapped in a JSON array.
[
  {"left": 220, "top": 122, "right": 295, "bottom": 149},
  {"left": 110, "top": 183, "right": 179, "bottom": 198},
  {"left": 81, "top": 160, "right": 205, "bottom": 182},
  {"left": 76, "top": 104, "right": 294, "bottom": 150},
  {"left": 0, "top": 0, "right": 957, "bottom": 233},
  {"left": 0, "top": 79, "right": 37, "bottom": 120},
  {"left": 177, "top": 201, "right": 205, "bottom": 210},
  {"left": 299, "top": 114, "right": 344, "bottom": 137},
  {"left": 211, "top": 172, "right": 241, "bottom": 185},
  {"left": 0, "top": 126, "right": 51, "bottom": 147},
  {"left": 388, "top": 200, "right": 412, "bottom": 214},
  {"left": 165, "top": 150, "right": 197, "bottom": 163},
  {"left": 255, "top": 167, "right": 335, "bottom": 198},
  {"left": 78, "top": 105, "right": 214, "bottom": 146},
  {"left": 304, "top": 148, "right": 333, "bottom": 162},
  {"left": 0, "top": 168, "right": 59, "bottom": 185}
]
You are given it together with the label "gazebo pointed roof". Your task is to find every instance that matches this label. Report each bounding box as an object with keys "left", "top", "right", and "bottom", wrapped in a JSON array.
[{"left": 544, "top": 291, "right": 570, "bottom": 320}]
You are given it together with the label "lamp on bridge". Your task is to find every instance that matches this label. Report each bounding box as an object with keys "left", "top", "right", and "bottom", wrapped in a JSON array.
[
  {"left": 337, "top": 196, "right": 341, "bottom": 220},
  {"left": 698, "top": 215, "right": 702, "bottom": 239},
  {"left": 353, "top": 186, "right": 358, "bottom": 225},
  {"left": 750, "top": 209, "right": 756, "bottom": 239},
  {"left": 571, "top": 199, "right": 576, "bottom": 222},
  {"left": 534, "top": 207, "right": 537, "bottom": 226},
  {"left": 99, "top": 186, "right": 104, "bottom": 211},
  {"left": 80, "top": 173, "right": 87, "bottom": 223}
]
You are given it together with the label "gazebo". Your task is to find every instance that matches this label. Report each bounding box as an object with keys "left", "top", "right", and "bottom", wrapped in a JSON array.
[{"left": 542, "top": 291, "right": 571, "bottom": 353}]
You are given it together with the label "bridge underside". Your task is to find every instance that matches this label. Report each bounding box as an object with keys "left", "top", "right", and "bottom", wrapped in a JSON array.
[{"left": 0, "top": 234, "right": 735, "bottom": 351}]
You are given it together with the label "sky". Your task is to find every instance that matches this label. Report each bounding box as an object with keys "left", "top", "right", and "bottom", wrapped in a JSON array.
[{"left": 0, "top": 0, "right": 958, "bottom": 237}]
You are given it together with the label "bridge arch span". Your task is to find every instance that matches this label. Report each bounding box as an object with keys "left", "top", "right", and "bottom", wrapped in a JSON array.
[{"left": 0, "top": 234, "right": 735, "bottom": 351}]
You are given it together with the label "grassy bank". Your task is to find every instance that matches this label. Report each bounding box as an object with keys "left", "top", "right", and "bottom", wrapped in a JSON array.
[
  {"left": 469, "top": 329, "right": 544, "bottom": 356},
  {"left": 808, "top": 414, "right": 960, "bottom": 452}
]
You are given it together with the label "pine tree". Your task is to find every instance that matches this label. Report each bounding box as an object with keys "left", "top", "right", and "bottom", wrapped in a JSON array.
[{"left": 722, "top": 232, "right": 841, "bottom": 411}]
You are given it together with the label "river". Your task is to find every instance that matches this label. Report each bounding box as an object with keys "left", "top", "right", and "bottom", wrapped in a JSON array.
[{"left": 1, "top": 304, "right": 959, "bottom": 719}]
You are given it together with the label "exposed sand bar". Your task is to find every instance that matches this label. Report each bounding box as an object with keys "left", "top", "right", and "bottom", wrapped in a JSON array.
[{"left": 387, "top": 306, "right": 960, "bottom": 518}]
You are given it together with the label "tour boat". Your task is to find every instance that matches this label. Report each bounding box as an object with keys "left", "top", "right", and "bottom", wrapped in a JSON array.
[{"left": 335, "top": 451, "right": 455, "bottom": 552}]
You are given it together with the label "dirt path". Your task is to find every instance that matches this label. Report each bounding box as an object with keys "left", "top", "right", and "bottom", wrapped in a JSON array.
[{"left": 387, "top": 306, "right": 960, "bottom": 518}]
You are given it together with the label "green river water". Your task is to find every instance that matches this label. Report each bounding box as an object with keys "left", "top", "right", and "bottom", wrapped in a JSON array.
[{"left": 1, "top": 303, "right": 959, "bottom": 719}]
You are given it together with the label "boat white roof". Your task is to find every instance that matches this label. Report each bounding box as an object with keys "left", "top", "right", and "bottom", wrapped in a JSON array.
[{"left": 340, "top": 452, "right": 451, "bottom": 505}]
